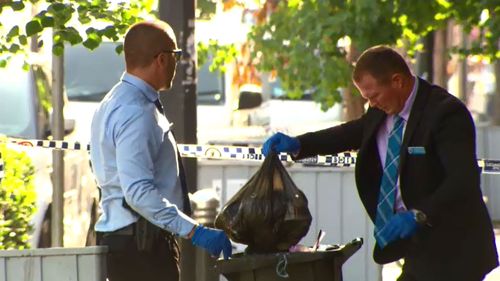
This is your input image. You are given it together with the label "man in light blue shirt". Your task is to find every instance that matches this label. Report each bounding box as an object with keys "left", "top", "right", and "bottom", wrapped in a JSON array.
[{"left": 90, "top": 21, "right": 231, "bottom": 281}]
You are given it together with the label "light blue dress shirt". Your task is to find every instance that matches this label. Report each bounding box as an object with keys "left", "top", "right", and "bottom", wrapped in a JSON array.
[{"left": 90, "top": 72, "right": 197, "bottom": 237}]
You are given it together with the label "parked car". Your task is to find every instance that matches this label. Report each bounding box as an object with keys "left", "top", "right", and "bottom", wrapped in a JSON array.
[
  {"left": 247, "top": 74, "right": 343, "bottom": 136},
  {"left": 0, "top": 59, "right": 99, "bottom": 248}
]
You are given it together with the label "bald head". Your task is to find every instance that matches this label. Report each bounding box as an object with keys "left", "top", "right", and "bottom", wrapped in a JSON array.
[{"left": 124, "top": 21, "right": 177, "bottom": 70}]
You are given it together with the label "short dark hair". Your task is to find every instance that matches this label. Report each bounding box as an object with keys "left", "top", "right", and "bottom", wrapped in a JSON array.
[{"left": 352, "top": 45, "right": 412, "bottom": 84}]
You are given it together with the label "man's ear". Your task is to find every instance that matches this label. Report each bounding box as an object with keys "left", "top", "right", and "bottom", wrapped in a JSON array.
[
  {"left": 154, "top": 53, "right": 165, "bottom": 68},
  {"left": 391, "top": 73, "right": 404, "bottom": 88}
]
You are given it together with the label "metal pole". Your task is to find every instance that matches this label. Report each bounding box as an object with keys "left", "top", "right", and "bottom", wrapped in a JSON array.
[
  {"left": 51, "top": 45, "right": 65, "bottom": 247},
  {"left": 158, "top": 1, "right": 197, "bottom": 280},
  {"left": 159, "top": 0, "right": 197, "bottom": 194}
]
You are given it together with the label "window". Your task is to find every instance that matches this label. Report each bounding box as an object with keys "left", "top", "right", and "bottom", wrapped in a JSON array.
[
  {"left": 196, "top": 60, "right": 225, "bottom": 105},
  {"left": 0, "top": 67, "right": 34, "bottom": 138}
]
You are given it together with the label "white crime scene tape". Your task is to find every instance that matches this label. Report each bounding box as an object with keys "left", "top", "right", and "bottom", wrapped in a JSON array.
[{"left": 0, "top": 137, "right": 499, "bottom": 175}]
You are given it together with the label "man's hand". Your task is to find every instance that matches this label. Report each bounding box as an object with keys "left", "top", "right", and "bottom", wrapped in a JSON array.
[
  {"left": 378, "top": 211, "right": 418, "bottom": 247},
  {"left": 191, "top": 225, "right": 232, "bottom": 260},
  {"left": 262, "top": 132, "right": 300, "bottom": 156}
]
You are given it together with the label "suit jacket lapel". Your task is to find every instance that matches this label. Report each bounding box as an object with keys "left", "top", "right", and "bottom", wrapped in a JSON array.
[
  {"left": 400, "top": 77, "right": 430, "bottom": 169},
  {"left": 361, "top": 108, "right": 386, "bottom": 178}
]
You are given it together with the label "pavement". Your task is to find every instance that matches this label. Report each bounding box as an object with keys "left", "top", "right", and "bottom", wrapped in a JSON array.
[{"left": 382, "top": 226, "right": 500, "bottom": 281}]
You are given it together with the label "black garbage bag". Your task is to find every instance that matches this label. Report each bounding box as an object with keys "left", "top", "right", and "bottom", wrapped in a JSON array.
[{"left": 215, "top": 152, "right": 312, "bottom": 253}]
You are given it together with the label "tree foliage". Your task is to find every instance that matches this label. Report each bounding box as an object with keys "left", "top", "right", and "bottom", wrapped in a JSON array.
[
  {"left": 249, "top": 0, "right": 499, "bottom": 110},
  {"left": 0, "top": 139, "right": 37, "bottom": 250},
  {"left": 197, "top": 39, "right": 238, "bottom": 72},
  {"left": 0, "top": 0, "right": 154, "bottom": 63},
  {"left": 448, "top": 0, "right": 500, "bottom": 60}
]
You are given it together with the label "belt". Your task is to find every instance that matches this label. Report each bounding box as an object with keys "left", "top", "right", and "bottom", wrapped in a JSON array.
[
  {"left": 101, "top": 221, "right": 175, "bottom": 238},
  {"left": 100, "top": 223, "right": 135, "bottom": 236}
]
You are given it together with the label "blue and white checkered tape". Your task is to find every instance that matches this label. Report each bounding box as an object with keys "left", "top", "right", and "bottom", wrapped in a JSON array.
[{"left": 0, "top": 137, "right": 499, "bottom": 176}]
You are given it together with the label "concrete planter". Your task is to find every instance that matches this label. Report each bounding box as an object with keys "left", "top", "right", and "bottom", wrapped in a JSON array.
[{"left": 0, "top": 246, "right": 107, "bottom": 281}]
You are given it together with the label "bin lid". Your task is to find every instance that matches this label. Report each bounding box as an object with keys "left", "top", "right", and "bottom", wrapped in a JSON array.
[{"left": 216, "top": 237, "right": 363, "bottom": 274}]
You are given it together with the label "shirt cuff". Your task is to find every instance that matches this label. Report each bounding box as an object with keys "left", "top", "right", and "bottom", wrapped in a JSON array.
[{"left": 174, "top": 212, "right": 199, "bottom": 238}]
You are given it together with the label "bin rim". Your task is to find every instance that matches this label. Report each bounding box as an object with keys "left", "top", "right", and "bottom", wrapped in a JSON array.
[{"left": 216, "top": 237, "right": 363, "bottom": 274}]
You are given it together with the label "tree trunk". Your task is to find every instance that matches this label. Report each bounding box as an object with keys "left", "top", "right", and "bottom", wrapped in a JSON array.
[
  {"left": 433, "top": 27, "right": 448, "bottom": 88},
  {"left": 457, "top": 26, "right": 468, "bottom": 102},
  {"left": 343, "top": 86, "right": 365, "bottom": 121},
  {"left": 343, "top": 44, "right": 365, "bottom": 121},
  {"left": 51, "top": 46, "right": 65, "bottom": 247},
  {"left": 493, "top": 61, "right": 500, "bottom": 125},
  {"left": 416, "top": 32, "right": 434, "bottom": 82}
]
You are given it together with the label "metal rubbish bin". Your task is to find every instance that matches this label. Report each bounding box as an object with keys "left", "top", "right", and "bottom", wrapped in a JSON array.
[{"left": 216, "top": 238, "right": 363, "bottom": 281}]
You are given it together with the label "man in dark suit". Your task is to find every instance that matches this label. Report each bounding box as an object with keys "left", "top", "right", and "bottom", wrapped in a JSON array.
[{"left": 263, "top": 45, "right": 498, "bottom": 281}]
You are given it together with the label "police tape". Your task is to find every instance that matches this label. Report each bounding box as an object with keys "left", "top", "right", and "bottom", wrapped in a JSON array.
[
  {"left": 0, "top": 137, "right": 499, "bottom": 175},
  {"left": 1, "top": 137, "right": 357, "bottom": 167}
]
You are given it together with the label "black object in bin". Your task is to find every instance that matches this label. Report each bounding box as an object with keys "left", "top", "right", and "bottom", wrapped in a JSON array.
[{"left": 216, "top": 237, "right": 363, "bottom": 281}]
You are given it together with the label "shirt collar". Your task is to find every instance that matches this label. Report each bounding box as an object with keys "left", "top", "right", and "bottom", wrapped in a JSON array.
[
  {"left": 398, "top": 76, "right": 418, "bottom": 122},
  {"left": 121, "top": 72, "right": 158, "bottom": 103}
]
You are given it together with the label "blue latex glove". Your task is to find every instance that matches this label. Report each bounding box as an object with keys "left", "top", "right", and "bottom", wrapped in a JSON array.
[
  {"left": 378, "top": 211, "right": 418, "bottom": 247},
  {"left": 191, "top": 225, "right": 232, "bottom": 260},
  {"left": 262, "top": 132, "right": 300, "bottom": 156}
]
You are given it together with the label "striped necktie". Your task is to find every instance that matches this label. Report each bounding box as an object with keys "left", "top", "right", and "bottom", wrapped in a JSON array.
[{"left": 374, "top": 115, "right": 404, "bottom": 248}]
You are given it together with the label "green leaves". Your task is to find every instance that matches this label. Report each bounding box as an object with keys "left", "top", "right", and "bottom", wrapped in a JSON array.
[
  {"left": 10, "top": 1, "right": 25, "bottom": 11},
  {"left": 115, "top": 43, "right": 124, "bottom": 54},
  {"left": 6, "top": 26, "right": 19, "bottom": 41},
  {"left": 197, "top": 40, "right": 238, "bottom": 72},
  {"left": 25, "top": 20, "right": 43, "bottom": 37},
  {"left": 82, "top": 27, "right": 101, "bottom": 50},
  {"left": 40, "top": 15, "right": 55, "bottom": 28},
  {"left": 0, "top": 139, "right": 37, "bottom": 250},
  {"left": 250, "top": 0, "right": 500, "bottom": 111},
  {"left": 197, "top": 0, "right": 217, "bottom": 19},
  {"left": 1, "top": 0, "right": 150, "bottom": 56},
  {"left": 62, "top": 27, "right": 83, "bottom": 45}
]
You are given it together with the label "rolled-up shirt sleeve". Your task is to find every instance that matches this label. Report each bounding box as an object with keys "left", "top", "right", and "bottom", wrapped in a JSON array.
[{"left": 111, "top": 105, "right": 197, "bottom": 237}]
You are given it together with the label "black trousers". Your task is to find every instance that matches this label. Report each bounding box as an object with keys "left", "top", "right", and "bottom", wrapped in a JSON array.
[
  {"left": 97, "top": 224, "right": 180, "bottom": 281},
  {"left": 397, "top": 261, "right": 486, "bottom": 281}
]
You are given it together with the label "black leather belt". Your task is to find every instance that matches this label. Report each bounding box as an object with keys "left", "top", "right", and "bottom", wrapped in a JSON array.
[{"left": 101, "top": 223, "right": 135, "bottom": 236}]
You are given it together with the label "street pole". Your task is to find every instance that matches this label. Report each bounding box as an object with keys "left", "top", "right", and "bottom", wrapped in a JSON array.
[
  {"left": 51, "top": 40, "right": 65, "bottom": 247},
  {"left": 159, "top": 0, "right": 197, "bottom": 195},
  {"left": 158, "top": 1, "right": 197, "bottom": 281}
]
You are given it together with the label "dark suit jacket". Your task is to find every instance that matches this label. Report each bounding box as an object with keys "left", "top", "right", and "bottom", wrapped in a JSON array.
[{"left": 296, "top": 78, "right": 498, "bottom": 280}]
